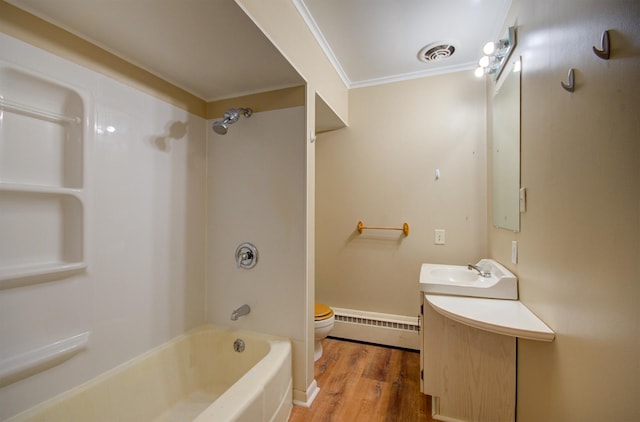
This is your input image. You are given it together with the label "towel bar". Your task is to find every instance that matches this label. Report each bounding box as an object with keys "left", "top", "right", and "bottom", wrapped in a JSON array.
[{"left": 357, "top": 220, "right": 410, "bottom": 236}]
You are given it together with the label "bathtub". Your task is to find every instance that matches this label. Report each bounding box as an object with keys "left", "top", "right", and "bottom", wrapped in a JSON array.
[{"left": 8, "top": 325, "right": 292, "bottom": 422}]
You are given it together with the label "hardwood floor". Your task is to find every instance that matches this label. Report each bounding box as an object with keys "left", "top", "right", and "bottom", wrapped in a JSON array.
[{"left": 288, "top": 338, "right": 435, "bottom": 422}]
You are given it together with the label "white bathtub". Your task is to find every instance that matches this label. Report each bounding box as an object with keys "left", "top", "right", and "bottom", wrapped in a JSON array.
[{"left": 8, "top": 325, "right": 292, "bottom": 422}]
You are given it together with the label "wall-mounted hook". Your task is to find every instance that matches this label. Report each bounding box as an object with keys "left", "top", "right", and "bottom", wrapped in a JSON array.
[
  {"left": 593, "top": 30, "right": 610, "bottom": 60},
  {"left": 560, "top": 68, "right": 575, "bottom": 92}
]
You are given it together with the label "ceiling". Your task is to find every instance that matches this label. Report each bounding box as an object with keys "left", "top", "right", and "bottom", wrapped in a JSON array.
[
  {"left": 7, "top": 0, "right": 512, "bottom": 100},
  {"left": 297, "top": 0, "right": 512, "bottom": 88}
]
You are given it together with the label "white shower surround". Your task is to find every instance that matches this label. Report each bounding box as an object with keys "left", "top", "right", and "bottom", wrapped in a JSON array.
[
  {"left": 0, "top": 31, "right": 311, "bottom": 420},
  {"left": 0, "top": 33, "right": 208, "bottom": 420},
  {"left": 206, "top": 105, "right": 308, "bottom": 403}
]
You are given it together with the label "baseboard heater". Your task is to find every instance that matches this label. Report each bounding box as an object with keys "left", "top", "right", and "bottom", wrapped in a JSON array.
[{"left": 330, "top": 307, "right": 421, "bottom": 351}]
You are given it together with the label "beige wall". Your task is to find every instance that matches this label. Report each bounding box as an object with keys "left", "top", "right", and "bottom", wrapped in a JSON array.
[
  {"left": 316, "top": 71, "right": 487, "bottom": 316},
  {"left": 489, "top": 1, "right": 640, "bottom": 420},
  {"left": 206, "top": 85, "right": 305, "bottom": 119}
]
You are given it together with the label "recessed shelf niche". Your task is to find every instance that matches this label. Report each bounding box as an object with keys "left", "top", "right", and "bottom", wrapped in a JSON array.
[{"left": 0, "top": 64, "right": 86, "bottom": 285}]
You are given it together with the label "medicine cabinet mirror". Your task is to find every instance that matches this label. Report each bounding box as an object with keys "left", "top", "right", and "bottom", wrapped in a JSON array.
[{"left": 492, "top": 59, "right": 521, "bottom": 232}]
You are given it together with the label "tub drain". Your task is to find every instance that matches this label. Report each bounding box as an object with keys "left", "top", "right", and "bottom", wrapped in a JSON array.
[{"left": 233, "top": 339, "right": 245, "bottom": 353}]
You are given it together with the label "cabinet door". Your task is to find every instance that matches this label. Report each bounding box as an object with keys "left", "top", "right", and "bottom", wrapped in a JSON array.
[{"left": 422, "top": 297, "right": 516, "bottom": 422}]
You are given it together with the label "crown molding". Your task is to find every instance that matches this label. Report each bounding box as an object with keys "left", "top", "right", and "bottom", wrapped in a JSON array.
[{"left": 292, "top": 0, "right": 352, "bottom": 87}]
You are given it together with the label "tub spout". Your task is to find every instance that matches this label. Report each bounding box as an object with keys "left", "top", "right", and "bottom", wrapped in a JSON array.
[{"left": 231, "top": 304, "right": 251, "bottom": 321}]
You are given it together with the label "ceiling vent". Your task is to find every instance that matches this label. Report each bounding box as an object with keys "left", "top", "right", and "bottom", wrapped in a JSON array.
[{"left": 418, "top": 42, "right": 456, "bottom": 63}]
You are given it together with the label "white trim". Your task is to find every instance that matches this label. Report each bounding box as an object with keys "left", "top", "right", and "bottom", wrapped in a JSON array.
[
  {"left": 292, "top": 0, "right": 351, "bottom": 87},
  {"left": 293, "top": 379, "right": 319, "bottom": 408},
  {"left": 349, "top": 62, "right": 478, "bottom": 89}
]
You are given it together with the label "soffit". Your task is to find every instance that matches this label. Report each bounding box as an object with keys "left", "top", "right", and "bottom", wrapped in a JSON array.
[{"left": 7, "top": 0, "right": 304, "bottom": 101}]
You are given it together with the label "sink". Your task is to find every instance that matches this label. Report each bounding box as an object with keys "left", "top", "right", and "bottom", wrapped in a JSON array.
[
  {"left": 429, "top": 268, "right": 480, "bottom": 283},
  {"left": 419, "top": 259, "right": 518, "bottom": 299}
]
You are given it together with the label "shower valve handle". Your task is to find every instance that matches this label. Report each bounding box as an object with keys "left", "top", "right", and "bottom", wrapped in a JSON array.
[
  {"left": 235, "top": 243, "right": 258, "bottom": 269},
  {"left": 237, "top": 250, "right": 252, "bottom": 266}
]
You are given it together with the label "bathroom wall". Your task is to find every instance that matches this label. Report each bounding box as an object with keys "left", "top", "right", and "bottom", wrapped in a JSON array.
[
  {"left": 488, "top": 1, "right": 640, "bottom": 420},
  {"left": 315, "top": 71, "right": 487, "bottom": 317},
  {"left": 0, "top": 34, "right": 207, "bottom": 420},
  {"left": 205, "top": 106, "right": 308, "bottom": 401}
]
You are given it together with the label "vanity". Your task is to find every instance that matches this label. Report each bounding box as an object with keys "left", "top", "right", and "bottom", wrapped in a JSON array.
[
  {"left": 419, "top": 259, "right": 554, "bottom": 422},
  {"left": 416, "top": 27, "right": 553, "bottom": 422}
]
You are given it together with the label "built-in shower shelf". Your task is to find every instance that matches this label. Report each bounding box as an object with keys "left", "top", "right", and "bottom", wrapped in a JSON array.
[
  {"left": 0, "top": 63, "right": 87, "bottom": 285},
  {"left": 0, "top": 331, "right": 90, "bottom": 388},
  {"left": 0, "top": 189, "right": 85, "bottom": 284}
]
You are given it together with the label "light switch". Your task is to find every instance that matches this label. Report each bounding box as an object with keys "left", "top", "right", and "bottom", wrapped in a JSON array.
[
  {"left": 520, "top": 187, "right": 527, "bottom": 213},
  {"left": 435, "top": 229, "right": 445, "bottom": 245},
  {"left": 512, "top": 241, "right": 518, "bottom": 264}
]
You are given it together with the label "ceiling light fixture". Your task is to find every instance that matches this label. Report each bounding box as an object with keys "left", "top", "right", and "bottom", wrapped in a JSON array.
[{"left": 475, "top": 26, "right": 516, "bottom": 79}]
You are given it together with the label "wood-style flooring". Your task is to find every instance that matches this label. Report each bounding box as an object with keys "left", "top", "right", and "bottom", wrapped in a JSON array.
[{"left": 288, "top": 338, "right": 435, "bottom": 422}]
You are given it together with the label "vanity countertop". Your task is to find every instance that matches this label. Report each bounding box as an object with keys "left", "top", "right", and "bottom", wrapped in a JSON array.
[{"left": 425, "top": 294, "right": 555, "bottom": 342}]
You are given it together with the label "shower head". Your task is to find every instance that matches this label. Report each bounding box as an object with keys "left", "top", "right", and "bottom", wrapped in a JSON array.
[
  {"left": 212, "top": 107, "right": 252, "bottom": 135},
  {"left": 213, "top": 120, "right": 229, "bottom": 135}
]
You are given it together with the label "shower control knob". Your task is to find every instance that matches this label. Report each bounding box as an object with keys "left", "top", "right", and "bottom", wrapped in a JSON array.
[{"left": 236, "top": 243, "right": 258, "bottom": 269}]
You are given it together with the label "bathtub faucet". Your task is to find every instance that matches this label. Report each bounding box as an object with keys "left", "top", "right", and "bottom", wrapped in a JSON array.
[{"left": 231, "top": 304, "right": 251, "bottom": 321}]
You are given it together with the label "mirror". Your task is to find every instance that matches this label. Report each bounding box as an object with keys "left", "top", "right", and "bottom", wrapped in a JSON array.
[{"left": 492, "top": 59, "right": 521, "bottom": 232}]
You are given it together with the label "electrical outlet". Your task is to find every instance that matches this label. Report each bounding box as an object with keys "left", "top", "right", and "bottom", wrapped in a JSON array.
[
  {"left": 512, "top": 241, "right": 518, "bottom": 264},
  {"left": 435, "top": 229, "right": 445, "bottom": 245}
]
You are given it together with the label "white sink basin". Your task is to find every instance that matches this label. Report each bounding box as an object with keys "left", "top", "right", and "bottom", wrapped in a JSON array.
[
  {"left": 429, "top": 268, "right": 480, "bottom": 283},
  {"left": 419, "top": 259, "right": 518, "bottom": 299}
]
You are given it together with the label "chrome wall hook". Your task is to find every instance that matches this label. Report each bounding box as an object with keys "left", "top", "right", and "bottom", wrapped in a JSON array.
[
  {"left": 561, "top": 68, "right": 575, "bottom": 92},
  {"left": 593, "top": 30, "right": 611, "bottom": 60}
]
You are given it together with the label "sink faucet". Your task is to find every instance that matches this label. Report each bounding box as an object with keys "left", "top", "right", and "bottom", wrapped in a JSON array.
[
  {"left": 468, "top": 264, "right": 491, "bottom": 278},
  {"left": 231, "top": 304, "right": 251, "bottom": 321}
]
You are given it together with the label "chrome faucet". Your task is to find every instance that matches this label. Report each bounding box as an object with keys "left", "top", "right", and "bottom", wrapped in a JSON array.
[
  {"left": 468, "top": 264, "right": 491, "bottom": 278},
  {"left": 231, "top": 304, "right": 251, "bottom": 321}
]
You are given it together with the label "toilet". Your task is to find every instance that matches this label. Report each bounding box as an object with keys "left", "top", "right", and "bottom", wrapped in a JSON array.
[{"left": 314, "top": 303, "right": 335, "bottom": 361}]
